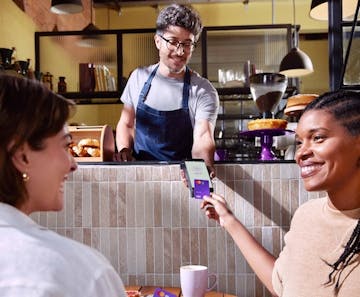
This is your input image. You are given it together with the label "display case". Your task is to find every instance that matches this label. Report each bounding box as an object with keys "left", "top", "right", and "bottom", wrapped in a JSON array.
[{"left": 215, "top": 86, "right": 296, "bottom": 161}]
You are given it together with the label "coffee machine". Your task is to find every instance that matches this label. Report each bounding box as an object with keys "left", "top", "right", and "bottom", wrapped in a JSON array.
[
  {"left": 240, "top": 72, "right": 293, "bottom": 160},
  {"left": 250, "top": 72, "right": 287, "bottom": 119}
]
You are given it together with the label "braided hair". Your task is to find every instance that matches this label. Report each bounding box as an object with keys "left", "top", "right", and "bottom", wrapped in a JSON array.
[
  {"left": 324, "top": 221, "right": 360, "bottom": 293},
  {"left": 304, "top": 90, "right": 360, "bottom": 293},
  {"left": 304, "top": 90, "right": 360, "bottom": 136}
]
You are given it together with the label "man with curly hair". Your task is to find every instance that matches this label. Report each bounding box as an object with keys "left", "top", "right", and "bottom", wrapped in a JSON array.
[{"left": 116, "top": 4, "right": 219, "bottom": 175}]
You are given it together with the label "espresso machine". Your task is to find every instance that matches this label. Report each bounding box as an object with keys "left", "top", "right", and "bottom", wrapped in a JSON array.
[
  {"left": 249, "top": 72, "right": 287, "bottom": 119},
  {"left": 240, "top": 72, "right": 293, "bottom": 160}
]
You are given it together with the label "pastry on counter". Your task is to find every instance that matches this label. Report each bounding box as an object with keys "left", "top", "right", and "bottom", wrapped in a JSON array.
[
  {"left": 71, "top": 138, "right": 101, "bottom": 157},
  {"left": 247, "top": 118, "right": 288, "bottom": 130},
  {"left": 125, "top": 291, "right": 141, "bottom": 297},
  {"left": 284, "top": 93, "right": 319, "bottom": 116}
]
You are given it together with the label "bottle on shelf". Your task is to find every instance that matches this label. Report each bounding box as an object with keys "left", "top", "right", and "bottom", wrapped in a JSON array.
[
  {"left": 42, "top": 72, "right": 53, "bottom": 90},
  {"left": 57, "top": 76, "right": 67, "bottom": 94}
]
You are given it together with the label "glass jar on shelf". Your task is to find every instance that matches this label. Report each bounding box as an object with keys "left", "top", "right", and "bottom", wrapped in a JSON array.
[
  {"left": 57, "top": 76, "right": 67, "bottom": 94},
  {"left": 42, "top": 72, "right": 53, "bottom": 90}
]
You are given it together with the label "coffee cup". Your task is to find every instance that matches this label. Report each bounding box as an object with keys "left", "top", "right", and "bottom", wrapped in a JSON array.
[{"left": 180, "top": 265, "right": 217, "bottom": 297}]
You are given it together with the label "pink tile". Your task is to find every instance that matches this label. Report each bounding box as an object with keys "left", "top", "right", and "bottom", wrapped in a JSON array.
[{"left": 33, "top": 163, "right": 308, "bottom": 297}]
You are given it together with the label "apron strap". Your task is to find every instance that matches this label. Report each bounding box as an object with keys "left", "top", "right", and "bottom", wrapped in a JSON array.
[
  {"left": 182, "top": 67, "right": 191, "bottom": 109},
  {"left": 139, "top": 65, "right": 159, "bottom": 102}
]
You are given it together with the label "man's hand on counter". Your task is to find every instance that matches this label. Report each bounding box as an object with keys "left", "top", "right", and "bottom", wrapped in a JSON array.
[{"left": 114, "top": 148, "right": 134, "bottom": 162}]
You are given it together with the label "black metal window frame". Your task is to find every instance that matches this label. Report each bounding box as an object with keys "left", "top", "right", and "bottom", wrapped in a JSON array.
[{"left": 329, "top": 0, "right": 360, "bottom": 91}]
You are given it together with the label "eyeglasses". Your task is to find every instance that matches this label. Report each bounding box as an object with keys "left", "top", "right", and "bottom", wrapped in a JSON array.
[{"left": 158, "top": 35, "right": 196, "bottom": 53}]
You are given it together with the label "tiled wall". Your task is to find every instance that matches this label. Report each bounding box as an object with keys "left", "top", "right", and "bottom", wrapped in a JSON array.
[{"left": 31, "top": 163, "right": 325, "bottom": 297}]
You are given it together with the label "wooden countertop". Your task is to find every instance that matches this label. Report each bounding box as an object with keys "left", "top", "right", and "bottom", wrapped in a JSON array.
[{"left": 125, "top": 285, "right": 236, "bottom": 297}]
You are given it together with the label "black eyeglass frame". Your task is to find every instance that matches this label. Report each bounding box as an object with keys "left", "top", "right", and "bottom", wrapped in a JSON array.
[{"left": 158, "top": 34, "right": 196, "bottom": 52}]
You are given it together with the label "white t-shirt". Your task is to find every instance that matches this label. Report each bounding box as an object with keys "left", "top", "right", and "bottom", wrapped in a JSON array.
[
  {"left": 121, "top": 64, "right": 219, "bottom": 128},
  {"left": 0, "top": 202, "right": 126, "bottom": 297}
]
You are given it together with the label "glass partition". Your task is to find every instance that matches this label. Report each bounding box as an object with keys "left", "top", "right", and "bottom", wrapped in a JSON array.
[
  {"left": 204, "top": 27, "right": 290, "bottom": 85},
  {"left": 341, "top": 11, "right": 360, "bottom": 89},
  {"left": 36, "top": 32, "right": 118, "bottom": 99}
]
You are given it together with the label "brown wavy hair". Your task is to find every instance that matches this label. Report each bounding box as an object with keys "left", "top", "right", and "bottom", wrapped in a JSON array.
[{"left": 0, "top": 74, "right": 75, "bottom": 208}]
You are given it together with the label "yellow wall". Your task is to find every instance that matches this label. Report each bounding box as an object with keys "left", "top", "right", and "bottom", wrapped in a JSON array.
[
  {"left": 70, "top": 103, "right": 121, "bottom": 128},
  {"left": 97, "top": 2, "right": 328, "bottom": 33},
  {"left": 297, "top": 39, "right": 329, "bottom": 94},
  {"left": 0, "top": 0, "right": 36, "bottom": 65}
]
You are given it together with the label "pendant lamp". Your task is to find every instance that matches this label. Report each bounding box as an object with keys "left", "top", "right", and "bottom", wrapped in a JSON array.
[
  {"left": 279, "top": 0, "right": 314, "bottom": 77},
  {"left": 310, "top": 0, "right": 358, "bottom": 21},
  {"left": 77, "top": 0, "right": 103, "bottom": 48},
  {"left": 279, "top": 47, "right": 314, "bottom": 77},
  {"left": 51, "top": 0, "right": 83, "bottom": 15}
]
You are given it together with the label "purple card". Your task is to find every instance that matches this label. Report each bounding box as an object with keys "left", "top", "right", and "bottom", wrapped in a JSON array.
[
  {"left": 194, "top": 179, "right": 210, "bottom": 199},
  {"left": 153, "top": 287, "right": 177, "bottom": 297}
]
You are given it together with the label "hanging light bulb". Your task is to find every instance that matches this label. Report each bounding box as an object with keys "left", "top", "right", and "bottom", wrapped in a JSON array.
[
  {"left": 51, "top": 0, "right": 83, "bottom": 15},
  {"left": 310, "top": 0, "right": 358, "bottom": 21},
  {"left": 279, "top": 0, "right": 314, "bottom": 77}
]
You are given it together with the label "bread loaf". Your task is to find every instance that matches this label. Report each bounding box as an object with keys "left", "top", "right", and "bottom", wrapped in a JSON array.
[
  {"left": 78, "top": 138, "right": 100, "bottom": 148},
  {"left": 71, "top": 138, "right": 101, "bottom": 157}
]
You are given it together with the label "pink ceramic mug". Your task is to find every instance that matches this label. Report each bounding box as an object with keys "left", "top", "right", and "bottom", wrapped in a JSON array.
[{"left": 180, "top": 265, "right": 217, "bottom": 297}]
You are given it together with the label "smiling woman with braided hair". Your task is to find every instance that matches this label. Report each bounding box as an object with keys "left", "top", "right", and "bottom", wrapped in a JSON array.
[{"left": 200, "top": 90, "right": 360, "bottom": 296}]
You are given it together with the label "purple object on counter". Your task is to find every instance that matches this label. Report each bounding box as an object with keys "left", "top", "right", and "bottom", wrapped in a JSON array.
[
  {"left": 214, "top": 149, "right": 228, "bottom": 161},
  {"left": 153, "top": 288, "right": 177, "bottom": 297},
  {"left": 240, "top": 129, "right": 294, "bottom": 160}
]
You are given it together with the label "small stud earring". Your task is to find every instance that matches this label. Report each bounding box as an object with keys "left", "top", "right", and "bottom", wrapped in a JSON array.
[{"left": 22, "top": 172, "right": 30, "bottom": 182}]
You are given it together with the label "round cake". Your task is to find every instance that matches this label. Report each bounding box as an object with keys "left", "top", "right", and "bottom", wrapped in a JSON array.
[
  {"left": 284, "top": 94, "right": 319, "bottom": 116},
  {"left": 126, "top": 291, "right": 141, "bottom": 297},
  {"left": 247, "top": 118, "right": 288, "bottom": 131}
]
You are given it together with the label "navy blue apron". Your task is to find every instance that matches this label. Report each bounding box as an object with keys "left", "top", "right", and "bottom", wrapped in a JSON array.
[{"left": 133, "top": 65, "right": 193, "bottom": 161}]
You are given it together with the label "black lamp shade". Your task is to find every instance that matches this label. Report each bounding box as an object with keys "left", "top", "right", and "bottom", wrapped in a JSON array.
[
  {"left": 310, "top": 0, "right": 358, "bottom": 21},
  {"left": 279, "top": 47, "right": 314, "bottom": 77},
  {"left": 77, "top": 23, "right": 104, "bottom": 47},
  {"left": 51, "top": 0, "right": 83, "bottom": 15}
]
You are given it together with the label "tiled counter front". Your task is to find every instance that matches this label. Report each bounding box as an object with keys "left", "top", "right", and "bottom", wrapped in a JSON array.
[{"left": 31, "top": 163, "right": 324, "bottom": 297}]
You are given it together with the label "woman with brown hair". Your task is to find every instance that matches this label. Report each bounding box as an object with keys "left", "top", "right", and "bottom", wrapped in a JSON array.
[
  {"left": 0, "top": 75, "right": 126, "bottom": 297},
  {"left": 202, "top": 90, "right": 360, "bottom": 296}
]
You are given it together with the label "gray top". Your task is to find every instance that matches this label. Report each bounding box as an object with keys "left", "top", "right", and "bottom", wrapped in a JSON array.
[{"left": 121, "top": 64, "right": 219, "bottom": 127}]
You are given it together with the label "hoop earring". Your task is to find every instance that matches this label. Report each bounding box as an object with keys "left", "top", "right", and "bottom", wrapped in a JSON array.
[{"left": 22, "top": 172, "right": 30, "bottom": 182}]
